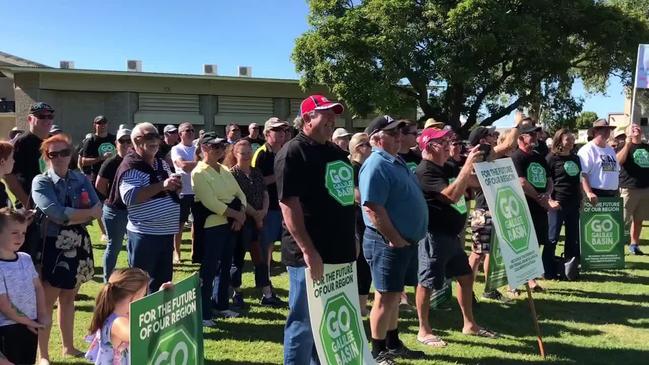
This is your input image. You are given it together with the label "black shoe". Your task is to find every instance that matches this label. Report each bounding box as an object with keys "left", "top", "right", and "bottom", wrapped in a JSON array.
[
  {"left": 374, "top": 350, "right": 396, "bottom": 365},
  {"left": 387, "top": 341, "right": 425, "bottom": 359},
  {"left": 482, "top": 290, "right": 512, "bottom": 303},
  {"left": 260, "top": 294, "right": 285, "bottom": 307},
  {"left": 231, "top": 292, "right": 244, "bottom": 308}
]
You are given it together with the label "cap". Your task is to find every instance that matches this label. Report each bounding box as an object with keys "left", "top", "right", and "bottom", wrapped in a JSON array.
[
  {"left": 518, "top": 120, "right": 542, "bottom": 135},
  {"left": 418, "top": 128, "right": 452, "bottom": 150},
  {"left": 299, "top": 95, "right": 344, "bottom": 117},
  {"left": 116, "top": 128, "right": 132, "bottom": 141},
  {"left": 468, "top": 126, "right": 496, "bottom": 146},
  {"left": 264, "top": 117, "right": 289, "bottom": 134},
  {"left": 93, "top": 115, "right": 108, "bottom": 124},
  {"left": 332, "top": 128, "right": 352, "bottom": 140},
  {"left": 249, "top": 122, "right": 260, "bottom": 129},
  {"left": 364, "top": 115, "right": 404, "bottom": 136},
  {"left": 49, "top": 125, "right": 63, "bottom": 133},
  {"left": 424, "top": 118, "right": 445, "bottom": 130},
  {"left": 613, "top": 129, "right": 626, "bottom": 138},
  {"left": 592, "top": 118, "right": 615, "bottom": 129},
  {"left": 199, "top": 132, "right": 226, "bottom": 146},
  {"left": 29, "top": 102, "right": 54, "bottom": 114},
  {"left": 163, "top": 124, "right": 178, "bottom": 134}
]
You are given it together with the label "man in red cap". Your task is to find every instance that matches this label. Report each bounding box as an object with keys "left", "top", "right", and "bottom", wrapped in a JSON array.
[
  {"left": 414, "top": 128, "right": 499, "bottom": 347},
  {"left": 276, "top": 95, "right": 356, "bottom": 364}
]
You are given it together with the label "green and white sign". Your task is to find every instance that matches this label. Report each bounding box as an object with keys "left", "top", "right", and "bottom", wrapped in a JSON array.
[
  {"left": 632, "top": 148, "right": 649, "bottom": 168},
  {"left": 130, "top": 273, "right": 203, "bottom": 365},
  {"left": 429, "top": 279, "right": 452, "bottom": 309},
  {"left": 485, "top": 233, "right": 508, "bottom": 292},
  {"left": 580, "top": 198, "right": 625, "bottom": 270},
  {"left": 306, "top": 263, "right": 374, "bottom": 365},
  {"left": 448, "top": 177, "right": 467, "bottom": 214},
  {"left": 325, "top": 161, "right": 355, "bottom": 206},
  {"left": 526, "top": 162, "right": 547, "bottom": 189},
  {"left": 475, "top": 158, "right": 544, "bottom": 289}
]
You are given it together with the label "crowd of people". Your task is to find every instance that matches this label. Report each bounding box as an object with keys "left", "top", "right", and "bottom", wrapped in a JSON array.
[{"left": 0, "top": 95, "right": 644, "bottom": 365}]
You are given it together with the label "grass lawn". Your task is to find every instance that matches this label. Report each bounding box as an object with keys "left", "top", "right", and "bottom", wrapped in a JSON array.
[{"left": 44, "top": 222, "right": 649, "bottom": 365}]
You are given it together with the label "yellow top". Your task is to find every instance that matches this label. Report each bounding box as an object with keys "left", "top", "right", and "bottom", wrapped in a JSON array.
[{"left": 191, "top": 160, "right": 247, "bottom": 228}]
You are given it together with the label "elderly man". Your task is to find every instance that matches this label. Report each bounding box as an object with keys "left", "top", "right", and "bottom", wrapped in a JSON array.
[
  {"left": 157, "top": 124, "right": 179, "bottom": 161},
  {"left": 109, "top": 122, "right": 181, "bottom": 292},
  {"left": 360, "top": 115, "right": 428, "bottom": 364},
  {"left": 244, "top": 122, "right": 265, "bottom": 152},
  {"left": 171, "top": 122, "right": 197, "bottom": 263},
  {"left": 226, "top": 123, "right": 242, "bottom": 144},
  {"left": 415, "top": 127, "right": 497, "bottom": 349},
  {"left": 276, "top": 94, "right": 356, "bottom": 364},
  {"left": 332, "top": 127, "right": 352, "bottom": 151}
]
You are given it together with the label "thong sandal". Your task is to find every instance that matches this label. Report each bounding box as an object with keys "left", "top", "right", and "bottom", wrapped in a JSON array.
[
  {"left": 463, "top": 327, "right": 499, "bottom": 339},
  {"left": 417, "top": 335, "right": 448, "bottom": 347}
]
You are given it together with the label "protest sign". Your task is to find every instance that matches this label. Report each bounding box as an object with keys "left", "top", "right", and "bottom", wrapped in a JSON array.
[
  {"left": 580, "top": 197, "right": 625, "bottom": 270},
  {"left": 306, "top": 262, "right": 375, "bottom": 365},
  {"left": 474, "top": 158, "right": 544, "bottom": 289},
  {"left": 130, "top": 273, "right": 203, "bottom": 365},
  {"left": 485, "top": 233, "right": 508, "bottom": 292},
  {"left": 429, "top": 279, "right": 452, "bottom": 309}
]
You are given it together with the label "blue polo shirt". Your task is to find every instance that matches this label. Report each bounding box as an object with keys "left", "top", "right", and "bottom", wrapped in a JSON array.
[{"left": 359, "top": 148, "right": 428, "bottom": 243}]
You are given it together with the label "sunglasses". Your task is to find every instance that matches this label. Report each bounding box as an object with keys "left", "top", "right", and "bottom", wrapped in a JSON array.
[
  {"left": 47, "top": 149, "right": 72, "bottom": 159},
  {"left": 94, "top": 120, "right": 108, "bottom": 125},
  {"left": 34, "top": 114, "right": 54, "bottom": 120},
  {"left": 270, "top": 128, "right": 286, "bottom": 132},
  {"left": 381, "top": 129, "right": 401, "bottom": 137},
  {"left": 181, "top": 129, "right": 195, "bottom": 133},
  {"left": 118, "top": 138, "right": 132, "bottom": 144}
]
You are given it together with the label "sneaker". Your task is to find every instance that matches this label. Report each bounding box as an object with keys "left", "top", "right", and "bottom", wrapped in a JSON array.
[
  {"left": 374, "top": 350, "right": 396, "bottom": 365},
  {"left": 387, "top": 341, "right": 425, "bottom": 359},
  {"left": 482, "top": 290, "right": 512, "bottom": 303},
  {"left": 215, "top": 309, "right": 240, "bottom": 318},
  {"left": 231, "top": 292, "right": 244, "bottom": 308},
  {"left": 564, "top": 257, "right": 579, "bottom": 281},
  {"left": 260, "top": 294, "right": 285, "bottom": 307},
  {"left": 202, "top": 319, "right": 217, "bottom": 328},
  {"left": 629, "top": 244, "right": 645, "bottom": 255}
]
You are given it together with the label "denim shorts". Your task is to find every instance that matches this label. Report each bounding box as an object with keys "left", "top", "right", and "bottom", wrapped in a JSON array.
[
  {"left": 363, "top": 227, "right": 418, "bottom": 293},
  {"left": 418, "top": 231, "right": 471, "bottom": 290}
]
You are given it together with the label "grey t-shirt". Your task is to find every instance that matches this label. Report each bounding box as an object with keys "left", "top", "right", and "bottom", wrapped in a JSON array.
[{"left": 0, "top": 252, "right": 38, "bottom": 326}]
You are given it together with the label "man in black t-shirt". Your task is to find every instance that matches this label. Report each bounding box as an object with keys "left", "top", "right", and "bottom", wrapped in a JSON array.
[
  {"left": 616, "top": 123, "right": 649, "bottom": 255},
  {"left": 415, "top": 127, "right": 498, "bottom": 346},
  {"left": 275, "top": 94, "right": 354, "bottom": 364},
  {"left": 244, "top": 122, "right": 265, "bottom": 152},
  {"left": 511, "top": 124, "right": 560, "bottom": 279},
  {"left": 80, "top": 115, "right": 116, "bottom": 184},
  {"left": 397, "top": 119, "right": 422, "bottom": 174},
  {"left": 156, "top": 124, "right": 179, "bottom": 162}
]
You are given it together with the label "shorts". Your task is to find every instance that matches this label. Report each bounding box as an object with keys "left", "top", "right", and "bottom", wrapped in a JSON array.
[
  {"left": 363, "top": 227, "right": 418, "bottom": 293},
  {"left": 418, "top": 231, "right": 472, "bottom": 290},
  {"left": 470, "top": 209, "right": 493, "bottom": 254},
  {"left": 620, "top": 187, "right": 649, "bottom": 222},
  {"left": 179, "top": 195, "right": 195, "bottom": 224}
]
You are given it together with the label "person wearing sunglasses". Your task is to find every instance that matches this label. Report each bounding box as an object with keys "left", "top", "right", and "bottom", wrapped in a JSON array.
[
  {"left": 79, "top": 116, "right": 116, "bottom": 188},
  {"left": 31, "top": 134, "right": 102, "bottom": 363},
  {"left": 108, "top": 123, "right": 181, "bottom": 294},
  {"left": 397, "top": 119, "right": 422, "bottom": 174},
  {"left": 243, "top": 122, "right": 265, "bottom": 153},
  {"left": 226, "top": 123, "right": 242, "bottom": 144}
]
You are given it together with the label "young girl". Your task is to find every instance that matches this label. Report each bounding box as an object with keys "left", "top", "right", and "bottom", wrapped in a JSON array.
[{"left": 0, "top": 208, "right": 49, "bottom": 365}]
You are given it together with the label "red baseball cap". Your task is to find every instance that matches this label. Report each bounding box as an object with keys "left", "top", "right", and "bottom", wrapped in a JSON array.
[
  {"left": 418, "top": 128, "right": 452, "bottom": 150},
  {"left": 300, "top": 95, "right": 344, "bottom": 117}
]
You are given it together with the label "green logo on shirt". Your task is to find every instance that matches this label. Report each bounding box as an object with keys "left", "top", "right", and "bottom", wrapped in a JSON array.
[
  {"left": 38, "top": 156, "right": 47, "bottom": 173},
  {"left": 325, "top": 161, "right": 354, "bottom": 206},
  {"left": 633, "top": 148, "right": 649, "bottom": 168},
  {"left": 449, "top": 177, "right": 467, "bottom": 214},
  {"left": 563, "top": 160, "right": 580, "bottom": 176},
  {"left": 527, "top": 162, "right": 547, "bottom": 189},
  {"left": 98, "top": 142, "right": 115, "bottom": 157},
  {"left": 406, "top": 162, "right": 417, "bottom": 174}
]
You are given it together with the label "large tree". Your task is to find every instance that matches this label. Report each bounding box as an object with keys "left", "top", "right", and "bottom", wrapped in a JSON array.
[{"left": 293, "top": 0, "right": 649, "bottom": 132}]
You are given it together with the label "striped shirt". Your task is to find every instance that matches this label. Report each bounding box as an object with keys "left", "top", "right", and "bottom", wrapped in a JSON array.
[{"left": 119, "top": 159, "right": 180, "bottom": 235}]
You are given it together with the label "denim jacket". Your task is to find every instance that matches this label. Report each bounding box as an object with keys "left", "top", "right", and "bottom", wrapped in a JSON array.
[{"left": 31, "top": 169, "right": 100, "bottom": 237}]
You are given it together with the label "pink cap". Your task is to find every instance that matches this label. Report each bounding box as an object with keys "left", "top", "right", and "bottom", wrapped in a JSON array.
[{"left": 418, "top": 128, "right": 451, "bottom": 150}]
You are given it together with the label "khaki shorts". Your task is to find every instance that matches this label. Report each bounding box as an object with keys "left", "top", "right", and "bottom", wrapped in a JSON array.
[{"left": 620, "top": 187, "right": 649, "bottom": 223}]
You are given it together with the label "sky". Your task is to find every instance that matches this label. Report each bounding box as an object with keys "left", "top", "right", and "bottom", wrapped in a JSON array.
[{"left": 1, "top": 0, "right": 627, "bottom": 126}]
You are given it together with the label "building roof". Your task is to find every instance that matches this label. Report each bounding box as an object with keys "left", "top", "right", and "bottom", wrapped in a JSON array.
[{"left": 0, "top": 51, "right": 49, "bottom": 68}]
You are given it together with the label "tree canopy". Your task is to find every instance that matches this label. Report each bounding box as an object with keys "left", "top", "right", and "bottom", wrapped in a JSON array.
[
  {"left": 293, "top": 0, "right": 649, "bottom": 132},
  {"left": 575, "top": 111, "right": 599, "bottom": 130}
]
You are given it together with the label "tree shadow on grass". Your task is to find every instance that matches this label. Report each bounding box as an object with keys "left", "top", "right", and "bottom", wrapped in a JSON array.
[
  {"left": 579, "top": 271, "right": 647, "bottom": 285},
  {"left": 625, "top": 260, "right": 649, "bottom": 271},
  {"left": 533, "top": 297, "right": 649, "bottom": 329},
  {"left": 203, "top": 321, "right": 284, "bottom": 344}
]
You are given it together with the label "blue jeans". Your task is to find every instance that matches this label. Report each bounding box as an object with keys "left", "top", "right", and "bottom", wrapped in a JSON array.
[
  {"left": 127, "top": 231, "right": 174, "bottom": 294},
  {"left": 102, "top": 205, "right": 128, "bottom": 282},
  {"left": 200, "top": 224, "right": 235, "bottom": 318},
  {"left": 548, "top": 201, "right": 580, "bottom": 261},
  {"left": 284, "top": 266, "right": 320, "bottom": 365},
  {"left": 260, "top": 210, "right": 282, "bottom": 254}
]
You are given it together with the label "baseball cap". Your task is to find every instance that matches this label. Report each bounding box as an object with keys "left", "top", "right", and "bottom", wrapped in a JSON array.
[
  {"left": 163, "top": 124, "right": 178, "bottom": 134},
  {"left": 49, "top": 125, "right": 63, "bottom": 134},
  {"left": 592, "top": 118, "right": 615, "bottom": 129},
  {"left": 364, "top": 115, "right": 404, "bottom": 136},
  {"left": 299, "top": 95, "right": 344, "bottom": 117},
  {"left": 332, "top": 128, "right": 352, "bottom": 140},
  {"left": 93, "top": 115, "right": 108, "bottom": 124},
  {"left": 418, "top": 128, "right": 452, "bottom": 150},
  {"left": 264, "top": 117, "right": 289, "bottom": 134},
  {"left": 249, "top": 122, "right": 260, "bottom": 129},
  {"left": 29, "top": 102, "right": 54, "bottom": 114},
  {"left": 424, "top": 118, "right": 445, "bottom": 130},
  {"left": 613, "top": 129, "right": 626, "bottom": 138},
  {"left": 468, "top": 126, "right": 497, "bottom": 146},
  {"left": 199, "top": 132, "right": 226, "bottom": 146},
  {"left": 116, "top": 128, "right": 132, "bottom": 141}
]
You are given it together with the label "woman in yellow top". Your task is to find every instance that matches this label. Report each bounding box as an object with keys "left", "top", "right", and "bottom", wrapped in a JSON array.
[{"left": 191, "top": 132, "right": 247, "bottom": 326}]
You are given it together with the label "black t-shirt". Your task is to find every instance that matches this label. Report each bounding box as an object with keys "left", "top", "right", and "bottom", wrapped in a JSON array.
[
  {"left": 399, "top": 149, "right": 422, "bottom": 173},
  {"left": 10, "top": 132, "right": 43, "bottom": 201},
  {"left": 0, "top": 182, "right": 10, "bottom": 209},
  {"left": 253, "top": 143, "right": 280, "bottom": 211},
  {"left": 618, "top": 142, "right": 649, "bottom": 189},
  {"left": 275, "top": 132, "right": 356, "bottom": 267},
  {"left": 156, "top": 142, "right": 173, "bottom": 160},
  {"left": 546, "top": 153, "right": 582, "bottom": 204},
  {"left": 97, "top": 155, "right": 124, "bottom": 203},
  {"left": 80, "top": 134, "right": 116, "bottom": 176},
  {"left": 533, "top": 142, "right": 549, "bottom": 158},
  {"left": 511, "top": 149, "right": 550, "bottom": 212},
  {"left": 416, "top": 160, "right": 468, "bottom": 235}
]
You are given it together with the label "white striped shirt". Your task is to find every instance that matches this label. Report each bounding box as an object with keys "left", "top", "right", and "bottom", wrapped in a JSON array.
[{"left": 119, "top": 160, "right": 180, "bottom": 235}]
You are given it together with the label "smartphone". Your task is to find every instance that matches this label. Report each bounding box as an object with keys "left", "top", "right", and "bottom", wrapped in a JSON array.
[{"left": 479, "top": 143, "right": 491, "bottom": 160}]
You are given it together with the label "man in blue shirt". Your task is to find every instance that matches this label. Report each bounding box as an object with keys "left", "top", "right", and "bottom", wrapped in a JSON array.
[{"left": 359, "top": 116, "right": 428, "bottom": 364}]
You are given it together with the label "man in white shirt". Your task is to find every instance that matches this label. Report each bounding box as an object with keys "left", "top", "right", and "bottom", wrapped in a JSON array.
[
  {"left": 577, "top": 118, "right": 620, "bottom": 205},
  {"left": 170, "top": 122, "right": 197, "bottom": 263}
]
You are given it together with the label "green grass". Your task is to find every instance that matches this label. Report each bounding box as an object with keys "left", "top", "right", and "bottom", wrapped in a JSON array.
[{"left": 45, "top": 222, "right": 649, "bottom": 365}]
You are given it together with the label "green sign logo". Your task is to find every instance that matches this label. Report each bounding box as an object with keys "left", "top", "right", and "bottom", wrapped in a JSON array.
[
  {"left": 449, "top": 177, "right": 467, "bottom": 214},
  {"left": 151, "top": 328, "right": 197, "bottom": 365},
  {"left": 633, "top": 148, "right": 649, "bottom": 168},
  {"left": 319, "top": 294, "right": 363, "bottom": 365},
  {"left": 526, "top": 162, "right": 546, "bottom": 189},
  {"left": 406, "top": 162, "right": 417, "bottom": 174},
  {"left": 495, "top": 186, "right": 530, "bottom": 253},
  {"left": 492, "top": 235, "right": 504, "bottom": 267},
  {"left": 563, "top": 160, "right": 580, "bottom": 176},
  {"left": 98, "top": 142, "right": 116, "bottom": 156},
  {"left": 325, "top": 161, "right": 354, "bottom": 206},
  {"left": 584, "top": 214, "right": 620, "bottom": 253}
]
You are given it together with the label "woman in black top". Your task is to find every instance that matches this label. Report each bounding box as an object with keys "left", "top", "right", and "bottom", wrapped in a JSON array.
[
  {"left": 547, "top": 129, "right": 582, "bottom": 280},
  {"left": 349, "top": 132, "right": 372, "bottom": 315}
]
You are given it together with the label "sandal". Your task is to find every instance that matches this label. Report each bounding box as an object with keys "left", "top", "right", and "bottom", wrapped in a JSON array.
[
  {"left": 417, "top": 335, "right": 447, "bottom": 348},
  {"left": 463, "top": 327, "right": 499, "bottom": 338}
]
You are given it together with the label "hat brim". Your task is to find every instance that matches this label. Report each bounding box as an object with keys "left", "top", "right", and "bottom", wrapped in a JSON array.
[
  {"left": 334, "top": 132, "right": 353, "bottom": 138},
  {"left": 382, "top": 120, "right": 406, "bottom": 131},
  {"left": 314, "top": 102, "right": 344, "bottom": 115},
  {"left": 592, "top": 125, "right": 616, "bottom": 129}
]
